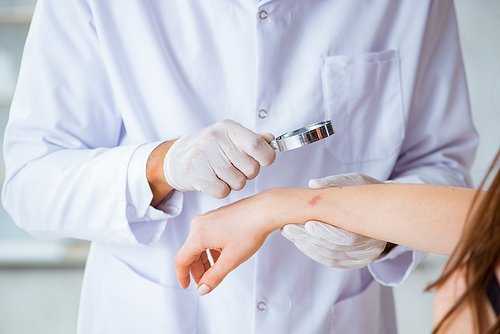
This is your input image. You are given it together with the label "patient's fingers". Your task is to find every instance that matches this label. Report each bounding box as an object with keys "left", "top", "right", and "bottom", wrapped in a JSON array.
[
  {"left": 175, "top": 234, "right": 209, "bottom": 289},
  {"left": 196, "top": 250, "right": 238, "bottom": 296},
  {"left": 209, "top": 249, "right": 221, "bottom": 264},
  {"left": 190, "top": 251, "right": 211, "bottom": 285},
  {"left": 202, "top": 251, "right": 212, "bottom": 272},
  {"left": 175, "top": 235, "right": 238, "bottom": 296}
]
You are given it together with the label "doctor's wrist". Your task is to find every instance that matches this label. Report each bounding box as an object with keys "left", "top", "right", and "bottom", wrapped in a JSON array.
[{"left": 147, "top": 140, "right": 176, "bottom": 207}]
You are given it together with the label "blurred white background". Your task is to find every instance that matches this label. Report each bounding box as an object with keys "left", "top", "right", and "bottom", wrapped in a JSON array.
[{"left": 0, "top": 0, "right": 499, "bottom": 333}]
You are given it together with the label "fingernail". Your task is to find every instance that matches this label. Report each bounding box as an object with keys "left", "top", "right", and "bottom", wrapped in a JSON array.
[{"left": 197, "top": 284, "right": 211, "bottom": 296}]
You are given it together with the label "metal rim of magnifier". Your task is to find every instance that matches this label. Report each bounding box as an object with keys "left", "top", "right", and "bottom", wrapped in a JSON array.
[{"left": 270, "top": 120, "right": 335, "bottom": 152}]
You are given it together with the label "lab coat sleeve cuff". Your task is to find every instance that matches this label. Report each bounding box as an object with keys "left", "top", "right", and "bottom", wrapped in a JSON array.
[
  {"left": 367, "top": 246, "right": 428, "bottom": 287},
  {"left": 126, "top": 141, "right": 183, "bottom": 245}
]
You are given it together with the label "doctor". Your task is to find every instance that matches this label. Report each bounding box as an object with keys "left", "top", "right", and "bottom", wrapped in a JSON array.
[{"left": 2, "top": 1, "right": 477, "bottom": 333}]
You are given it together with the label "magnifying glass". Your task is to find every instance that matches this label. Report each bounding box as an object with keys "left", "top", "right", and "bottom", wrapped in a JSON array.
[{"left": 270, "top": 120, "right": 335, "bottom": 152}]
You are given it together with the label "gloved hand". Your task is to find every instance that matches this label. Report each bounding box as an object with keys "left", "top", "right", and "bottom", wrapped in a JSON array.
[
  {"left": 164, "top": 119, "right": 276, "bottom": 199},
  {"left": 281, "top": 173, "right": 387, "bottom": 269}
]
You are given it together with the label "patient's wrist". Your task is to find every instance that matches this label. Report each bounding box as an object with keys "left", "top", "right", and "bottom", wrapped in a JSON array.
[{"left": 266, "top": 188, "right": 320, "bottom": 229}]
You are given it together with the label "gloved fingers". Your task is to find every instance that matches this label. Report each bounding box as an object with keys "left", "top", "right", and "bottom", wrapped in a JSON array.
[
  {"left": 341, "top": 243, "right": 387, "bottom": 268},
  {"left": 335, "top": 258, "right": 374, "bottom": 269},
  {"left": 280, "top": 224, "right": 309, "bottom": 244},
  {"left": 306, "top": 242, "right": 370, "bottom": 252},
  {"left": 284, "top": 222, "right": 385, "bottom": 251},
  {"left": 293, "top": 235, "right": 369, "bottom": 259},
  {"left": 305, "top": 221, "right": 386, "bottom": 248},
  {"left": 309, "top": 172, "right": 384, "bottom": 189},
  {"left": 164, "top": 135, "right": 230, "bottom": 195},
  {"left": 282, "top": 223, "right": 358, "bottom": 250},
  {"left": 259, "top": 132, "right": 275, "bottom": 144},
  {"left": 193, "top": 176, "right": 232, "bottom": 199},
  {"left": 209, "top": 162, "right": 248, "bottom": 192},
  {"left": 345, "top": 242, "right": 386, "bottom": 261},
  {"left": 220, "top": 145, "right": 262, "bottom": 181},
  {"left": 281, "top": 224, "right": 342, "bottom": 250},
  {"left": 164, "top": 120, "right": 275, "bottom": 199},
  {"left": 294, "top": 241, "right": 340, "bottom": 259},
  {"left": 361, "top": 238, "right": 388, "bottom": 250},
  {"left": 283, "top": 222, "right": 351, "bottom": 245},
  {"left": 229, "top": 124, "right": 276, "bottom": 167},
  {"left": 304, "top": 221, "right": 365, "bottom": 246},
  {"left": 295, "top": 243, "right": 372, "bottom": 269},
  {"left": 286, "top": 229, "right": 385, "bottom": 269},
  {"left": 296, "top": 243, "right": 379, "bottom": 269},
  {"left": 189, "top": 143, "right": 250, "bottom": 195},
  {"left": 293, "top": 243, "right": 344, "bottom": 268}
]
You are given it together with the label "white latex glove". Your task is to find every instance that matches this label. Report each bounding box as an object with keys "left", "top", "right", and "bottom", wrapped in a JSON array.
[
  {"left": 281, "top": 173, "right": 387, "bottom": 269},
  {"left": 164, "top": 119, "right": 276, "bottom": 199}
]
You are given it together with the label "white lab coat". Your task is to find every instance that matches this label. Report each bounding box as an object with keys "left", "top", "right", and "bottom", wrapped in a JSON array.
[{"left": 2, "top": 0, "right": 477, "bottom": 333}]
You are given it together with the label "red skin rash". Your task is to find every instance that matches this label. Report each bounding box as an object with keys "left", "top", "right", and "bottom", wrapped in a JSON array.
[{"left": 308, "top": 194, "right": 322, "bottom": 207}]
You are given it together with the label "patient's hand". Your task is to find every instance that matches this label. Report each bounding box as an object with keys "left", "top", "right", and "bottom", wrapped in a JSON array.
[{"left": 174, "top": 190, "right": 284, "bottom": 296}]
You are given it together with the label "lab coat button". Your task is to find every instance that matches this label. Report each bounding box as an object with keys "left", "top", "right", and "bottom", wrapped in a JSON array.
[
  {"left": 259, "top": 11, "right": 268, "bottom": 20},
  {"left": 127, "top": 205, "right": 136, "bottom": 215},
  {"left": 258, "top": 109, "right": 268, "bottom": 118},
  {"left": 257, "top": 302, "right": 267, "bottom": 311}
]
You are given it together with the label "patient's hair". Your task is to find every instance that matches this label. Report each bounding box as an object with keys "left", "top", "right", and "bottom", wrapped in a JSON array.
[{"left": 427, "top": 148, "right": 500, "bottom": 334}]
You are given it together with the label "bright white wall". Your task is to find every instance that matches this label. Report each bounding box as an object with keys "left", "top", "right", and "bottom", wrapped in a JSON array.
[{"left": 455, "top": 0, "right": 500, "bottom": 187}]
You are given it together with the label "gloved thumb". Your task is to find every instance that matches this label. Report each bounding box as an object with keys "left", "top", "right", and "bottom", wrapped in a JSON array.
[
  {"left": 309, "top": 173, "right": 383, "bottom": 189},
  {"left": 309, "top": 174, "right": 355, "bottom": 189}
]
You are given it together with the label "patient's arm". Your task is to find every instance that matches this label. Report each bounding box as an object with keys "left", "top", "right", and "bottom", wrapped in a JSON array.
[{"left": 175, "top": 183, "right": 483, "bottom": 295}]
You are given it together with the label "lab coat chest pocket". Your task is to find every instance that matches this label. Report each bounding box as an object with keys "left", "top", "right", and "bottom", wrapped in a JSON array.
[
  {"left": 321, "top": 50, "right": 405, "bottom": 163},
  {"left": 92, "top": 256, "right": 198, "bottom": 334}
]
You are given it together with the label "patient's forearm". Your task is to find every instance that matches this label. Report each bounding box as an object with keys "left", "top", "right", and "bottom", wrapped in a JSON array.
[
  {"left": 266, "top": 184, "right": 482, "bottom": 255},
  {"left": 175, "top": 183, "right": 482, "bottom": 294}
]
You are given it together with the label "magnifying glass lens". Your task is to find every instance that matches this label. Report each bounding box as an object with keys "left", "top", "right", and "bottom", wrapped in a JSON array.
[{"left": 271, "top": 120, "right": 334, "bottom": 152}]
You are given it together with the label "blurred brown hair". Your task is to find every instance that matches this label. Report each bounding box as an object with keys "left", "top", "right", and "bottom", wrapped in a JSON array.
[{"left": 427, "top": 148, "right": 500, "bottom": 334}]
